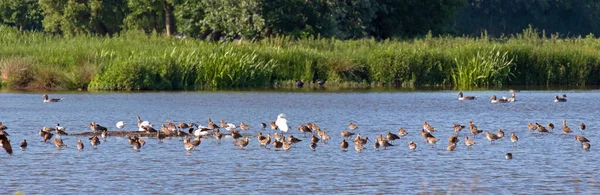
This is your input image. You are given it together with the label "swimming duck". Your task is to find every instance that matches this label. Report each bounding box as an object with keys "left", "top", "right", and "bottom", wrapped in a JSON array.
[
  {"left": 43, "top": 94, "right": 63, "bottom": 103},
  {"left": 505, "top": 153, "right": 513, "bottom": 160},
  {"left": 554, "top": 94, "right": 567, "bottom": 102},
  {"left": 458, "top": 91, "right": 476, "bottom": 100},
  {"left": 20, "top": 139, "right": 27, "bottom": 150},
  {"left": 575, "top": 135, "right": 590, "bottom": 143},
  {"left": 490, "top": 95, "right": 508, "bottom": 104},
  {"left": 510, "top": 132, "right": 518, "bottom": 146}
]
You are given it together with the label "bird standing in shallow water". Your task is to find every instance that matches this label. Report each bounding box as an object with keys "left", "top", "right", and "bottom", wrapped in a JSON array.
[
  {"left": 511, "top": 133, "right": 518, "bottom": 146},
  {"left": 348, "top": 123, "right": 358, "bottom": 130},
  {"left": 77, "top": 139, "right": 84, "bottom": 150},
  {"left": 340, "top": 139, "right": 349, "bottom": 151},
  {"left": 233, "top": 137, "right": 250, "bottom": 149},
  {"left": 583, "top": 143, "right": 591, "bottom": 151},
  {"left": 116, "top": 121, "right": 126, "bottom": 131},
  {"left": 398, "top": 128, "right": 408, "bottom": 137},
  {"left": 275, "top": 114, "right": 289, "bottom": 134},
  {"left": 575, "top": 135, "right": 590, "bottom": 143},
  {"left": 20, "top": 139, "right": 27, "bottom": 150},
  {"left": 53, "top": 138, "right": 66, "bottom": 148},
  {"left": 446, "top": 143, "right": 457, "bottom": 151},
  {"left": 485, "top": 132, "right": 500, "bottom": 144},
  {"left": 0, "top": 134, "right": 12, "bottom": 154},
  {"left": 580, "top": 122, "right": 586, "bottom": 134},
  {"left": 408, "top": 141, "right": 417, "bottom": 151},
  {"left": 465, "top": 136, "right": 475, "bottom": 148},
  {"left": 505, "top": 153, "right": 513, "bottom": 160}
]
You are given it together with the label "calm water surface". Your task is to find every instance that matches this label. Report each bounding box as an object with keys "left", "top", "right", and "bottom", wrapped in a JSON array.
[{"left": 1, "top": 90, "right": 599, "bottom": 194}]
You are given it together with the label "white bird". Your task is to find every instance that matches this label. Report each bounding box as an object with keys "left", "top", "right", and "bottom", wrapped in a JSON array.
[
  {"left": 275, "top": 114, "right": 289, "bottom": 133},
  {"left": 192, "top": 129, "right": 209, "bottom": 136},
  {"left": 116, "top": 121, "right": 126, "bottom": 131},
  {"left": 225, "top": 123, "right": 237, "bottom": 131},
  {"left": 138, "top": 121, "right": 152, "bottom": 132},
  {"left": 55, "top": 123, "right": 66, "bottom": 131}
]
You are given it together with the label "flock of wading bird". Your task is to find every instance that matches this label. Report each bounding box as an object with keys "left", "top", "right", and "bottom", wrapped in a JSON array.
[{"left": 0, "top": 92, "right": 592, "bottom": 159}]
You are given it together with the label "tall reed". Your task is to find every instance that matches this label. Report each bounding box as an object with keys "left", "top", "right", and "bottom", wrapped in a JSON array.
[{"left": 1, "top": 25, "right": 600, "bottom": 90}]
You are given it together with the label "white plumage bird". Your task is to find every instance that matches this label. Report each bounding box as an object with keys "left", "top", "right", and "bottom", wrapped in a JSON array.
[
  {"left": 275, "top": 114, "right": 289, "bottom": 133},
  {"left": 225, "top": 123, "right": 237, "bottom": 131},
  {"left": 138, "top": 121, "right": 152, "bottom": 132},
  {"left": 116, "top": 121, "right": 126, "bottom": 131}
]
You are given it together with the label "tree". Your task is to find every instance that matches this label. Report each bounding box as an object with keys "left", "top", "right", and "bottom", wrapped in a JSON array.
[
  {"left": 39, "top": 0, "right": 126, "bottom": 36},
  {"left": 370, "top": 0, "right": 466, "bottom": 38},
  {"left": 0, "top": 0, "right": 43, "bottom": 32},
  {"left": 174, "top": 0, "right": 206, "bottom": 38}
]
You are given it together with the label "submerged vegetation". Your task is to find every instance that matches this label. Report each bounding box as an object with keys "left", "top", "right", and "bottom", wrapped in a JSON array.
[{"left": 0, "top": 26, "right": 600, "bottom": 90}]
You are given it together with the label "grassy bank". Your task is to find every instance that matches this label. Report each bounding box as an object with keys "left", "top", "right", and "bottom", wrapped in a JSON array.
[{"left": 0, "top": 26, "right": 599, "bottom": 90}]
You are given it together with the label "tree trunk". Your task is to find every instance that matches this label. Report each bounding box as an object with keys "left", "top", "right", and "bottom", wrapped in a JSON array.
[
  {"left": 19, "top": 25, "right": 24, "bottom": 33},
  {"left": 164, "top": 0, "right": 174, "bottom": 37}
]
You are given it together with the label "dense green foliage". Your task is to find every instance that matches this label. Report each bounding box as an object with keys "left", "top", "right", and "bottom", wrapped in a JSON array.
[
  {"left": 1, "top": 0, "right": 466, "bottom": 39},
  {"left": 1, "top": 26, "right": 600, "bottom": 90}
]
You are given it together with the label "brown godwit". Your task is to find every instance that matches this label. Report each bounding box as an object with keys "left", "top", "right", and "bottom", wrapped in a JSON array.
[
  {"left": 52, "top": 138, "right": 66, "bottom": 148},
  {"left": 465, "top": 136, "right": 475, "bottom": 148},
  {"left": 0, "top": 134, "right": 12, "bottom": 154},
  {"left": 510, "top": 132, "right": 518, "bottom": 146},
  {"left": 547, "top": 123, "right": 555, "bottom": 131},
  {"left": 453, "top": 124, "right": 465, "bottom": 134},
  {"left": 583, "top": 143, "right": 591, "bottom": 151},
  {"left": 387, "top": 132, "right": 400, "bottom": 143},
  {"left": 341, "top": 131, "right": 355, "bottom": 138},
  {"left": 527, "top": 123, "right": 537, "bottom": 131},
  {"left": 288, "top": 135, "right": 302, "bottom": 144},
  {"left": 448, "top": 135, "right": 458, "bottom": 144},
  {"left": 398, "top": 128, "right": 408, "bottom": 137},
  {"left": 446, "top": 143, "right": 457, "bottom": 151},
  {"left": 90, "top": 135, "right": 100, "bottom": 148},
  {"left": 575, "top": 135, "right": 590, "bottom": 143},
  {"left": 259, "top": 134, "right": 271, "bottom": 147},
  {"left": 408, "top": 141, "right": 417, "bottom": 151},
  {"left": 311, "top": 134, "right": 320, "bottom": 143},
  {"left": 233, "top": 137, "right": 250, "bottom": 149},
  {"left": 77, "top": 139, "right": 84, "bottom": 150},
  {"left": 497, "top": 129, "right": 505, "bottom": 138},
  {"left": 348, "top": 123, "right": 358, "bottom": 130},
  {"left": 231, "top": 130, "right": 242, "bottom": 140},
  {"left": 240, "top": 122, "right": 249, "bottom": 131},
  {"left": 423, "top": 121, "right": 436, "bottom": 133},
  {"left": 562, "top": 120, "right": 573, "bottom": 135},
  {"left": 354, "top": 142, "right": 364, "bottom": 153},
  {"left": 485, "top": 131, "right": 500, "bottom": 144},
  {"left": 340, "top": 139, "right": 349, "bottom": 151}
]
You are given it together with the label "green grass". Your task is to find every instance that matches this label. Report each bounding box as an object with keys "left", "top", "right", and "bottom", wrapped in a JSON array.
[{"left": 0, "top": 25, "right": 599, "bottom": 90}]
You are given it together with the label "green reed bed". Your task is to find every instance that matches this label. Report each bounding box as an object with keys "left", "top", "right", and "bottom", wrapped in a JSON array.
[{"left": 1, "top": 26, "right": 600, "bottom": 90}]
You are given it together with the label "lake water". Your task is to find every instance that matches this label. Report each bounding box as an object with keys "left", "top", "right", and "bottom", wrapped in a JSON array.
[{"left": 0, "top": 89, "right": 598, "bottom": 194}]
